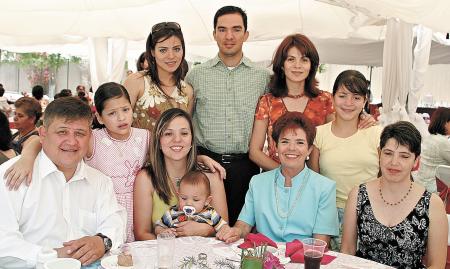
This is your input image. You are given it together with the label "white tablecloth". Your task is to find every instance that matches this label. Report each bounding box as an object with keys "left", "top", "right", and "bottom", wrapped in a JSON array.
[{"left": 105, "top": 236, "right": 393, "bottom": 269}]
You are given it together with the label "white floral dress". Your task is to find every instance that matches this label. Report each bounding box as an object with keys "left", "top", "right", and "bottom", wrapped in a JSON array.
[
  {"left": 132, "top": 74, "right": 189, "bottom": 132},
  {"left": 356, "top": 184, "right": 430, "bottom": 269}
]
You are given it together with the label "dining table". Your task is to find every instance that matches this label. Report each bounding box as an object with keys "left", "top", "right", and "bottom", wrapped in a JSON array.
[{"left": 97, "top": 236, "right": 394, "bottom": 269}]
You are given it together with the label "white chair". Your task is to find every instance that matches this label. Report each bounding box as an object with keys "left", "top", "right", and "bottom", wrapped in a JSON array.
[{"left": 436, "top": 165, "right": 450, "bottom": 187}]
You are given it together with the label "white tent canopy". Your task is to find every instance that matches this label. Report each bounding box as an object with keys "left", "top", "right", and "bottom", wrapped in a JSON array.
[
  {"left": 2, "top": 0, "right": 449, "bottom": 63},
  {"left": 1, "top": 0, "right": 449, "bottom": 116}
]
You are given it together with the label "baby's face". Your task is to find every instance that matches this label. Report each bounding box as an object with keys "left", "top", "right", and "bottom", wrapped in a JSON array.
[{"left": 178, "top": 182, "right": 211, "bottom": 214}]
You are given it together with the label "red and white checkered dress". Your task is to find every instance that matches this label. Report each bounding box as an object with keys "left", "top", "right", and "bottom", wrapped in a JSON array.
[{"left": 86, "top": 128, "right": 149, "bottom": 242}]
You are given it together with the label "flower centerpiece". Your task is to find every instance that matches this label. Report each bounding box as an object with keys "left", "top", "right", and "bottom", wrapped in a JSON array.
[{"left": 240, "top": 245, "right": 285, "bottom": 269}]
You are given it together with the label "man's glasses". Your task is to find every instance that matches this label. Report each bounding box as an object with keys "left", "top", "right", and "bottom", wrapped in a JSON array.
[{"left": 151, "top": 22, "right": 181, "bottom": 34}]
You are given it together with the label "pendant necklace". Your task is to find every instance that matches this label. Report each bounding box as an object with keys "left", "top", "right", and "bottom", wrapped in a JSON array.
[{"left": 274, "top": 168, "right": 310, "bottom": 218}]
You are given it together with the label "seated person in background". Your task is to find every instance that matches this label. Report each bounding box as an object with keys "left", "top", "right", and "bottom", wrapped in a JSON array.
[
  {"left": 11, "top": 97, "right": 41, "bottom": 154},
  {"left": 341, "top": 121, "right": 448, "bottom": 269},
  {"left": 217, "top": 112, "right": 338, "bottom": 244},
  {"left": 0, "top": 97, "right": 126, "bottom": 268},
  {"left": 31, "top": 85, "right": 49, "bottom": 112},
  {"left": 413, "top": 107, "right": 450, "bottom": 192},
  {"left": 0, "top": 84, "right": 12, "bottom": 117},
  {"left": 155, "top": 170, "right": 228, "bottom": 235},
  {"left": 136, "top": 52, "right": 148, "bottom": 72},
  {"left": 0, "top": 112, "right": 17, "bottom": 165}
]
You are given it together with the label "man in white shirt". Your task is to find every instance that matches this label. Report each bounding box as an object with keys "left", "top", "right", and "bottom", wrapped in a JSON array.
[{"left": 0, "top": 97, "right": 126, "bottom": 268}]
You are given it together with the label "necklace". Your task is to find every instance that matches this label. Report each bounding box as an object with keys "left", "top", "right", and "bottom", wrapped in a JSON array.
[
  {"left": 286, "top": 92, "right": 305, "bottom": 99},
  {"left": 174, "top": 177, "right": 182, "bottom": 188},
  {"left": 274, "top": 168, "right": 310, "bottom": 218},
  {"left": 379, "top": 179, "right": 413, "bottom": 206}
]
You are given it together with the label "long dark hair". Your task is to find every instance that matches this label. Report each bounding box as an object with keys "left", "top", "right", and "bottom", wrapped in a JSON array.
[
  {"left": 145, "top": 108, "right": 197, "bottom": 204},
  {"left": 269, "top": 34, "right": 320, "bottom": 98},
  {"left": 146, "top": 23, "right": 186, "bottom": 90},
  {"left": 0, "top": 112, "right": 13, "bottom": 151}
]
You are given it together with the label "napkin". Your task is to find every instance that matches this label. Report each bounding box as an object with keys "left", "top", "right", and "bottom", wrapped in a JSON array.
[
  {"left": 285, "top": 239, "right": 336, "bottom": 265},
  {"left": 238, "top": 233, "right": 278, "bottom": 249}
]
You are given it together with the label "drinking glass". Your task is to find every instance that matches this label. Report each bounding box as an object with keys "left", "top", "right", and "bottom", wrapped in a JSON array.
[
  {"left": 157, "top": 233, "right": 175, "bottom": 269},
  {"left": 302, "top": 238, "right": 327, "bottom": 269},
  {"left": 130, "top": 243, "right": 157, "bottom": 269}
]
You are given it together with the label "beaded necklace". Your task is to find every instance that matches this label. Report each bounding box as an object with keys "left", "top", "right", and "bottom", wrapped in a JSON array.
[
  {"left": 378, "top": 179, "right": 413, "bottom": 206},
  {"left": 274, "top": 168, "right": 310, "bottom": 218}
]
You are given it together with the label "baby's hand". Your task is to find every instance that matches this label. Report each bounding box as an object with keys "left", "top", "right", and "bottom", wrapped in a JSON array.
[{"left": 160, "top": 228, "right": 177, "bottom": 236}]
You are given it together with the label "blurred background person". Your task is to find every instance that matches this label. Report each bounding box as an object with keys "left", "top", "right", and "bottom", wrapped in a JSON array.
[
  {"left": 413, "top": 107, "right": 450, "bottom": 192},
  {"left": 31, "top": 85, "right": 49, "bottom": 112},
  {"left": 11, "top": 97, "right": 41, "bottom": 154},
  {"left": 0, "top": 112, "right": 17, "bottom": 165},
  {"left": 0, "top": 84, "right": 12, "bottom": 117},
  {"left": 136, "top": 52, "right": 149, "bottom": 72}
]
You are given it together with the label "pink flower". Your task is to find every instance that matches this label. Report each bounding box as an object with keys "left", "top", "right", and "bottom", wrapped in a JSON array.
[{"left": 263, "top": 252, "right": 285, "bottom": 269}]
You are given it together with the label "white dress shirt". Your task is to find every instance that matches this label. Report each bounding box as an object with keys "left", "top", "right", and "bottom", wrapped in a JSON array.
[{"left": 0, "top": 151, "right": 126, "bottom": 268}]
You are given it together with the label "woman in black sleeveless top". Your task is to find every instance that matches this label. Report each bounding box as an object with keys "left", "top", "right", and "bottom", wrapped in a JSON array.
[{"left": 341, "top": 121, "right": 447, "bottom": 269}]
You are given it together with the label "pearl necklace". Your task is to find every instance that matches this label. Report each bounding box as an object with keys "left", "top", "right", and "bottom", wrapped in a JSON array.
[
  {"left": 378, "top": 179, "right": 413, "bottom": 206},
  {"left": 274, "top": 168, "right": 310, "bottom": 218}
]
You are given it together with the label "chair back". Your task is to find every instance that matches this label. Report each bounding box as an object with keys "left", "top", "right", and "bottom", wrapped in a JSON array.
[{"left": 436, "top": 165, "right": 450, "bottom": 214}]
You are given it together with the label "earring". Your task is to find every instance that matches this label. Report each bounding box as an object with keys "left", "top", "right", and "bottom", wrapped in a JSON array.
[{"left": 306, "top": 155, "right": 310, "bottom": 161}]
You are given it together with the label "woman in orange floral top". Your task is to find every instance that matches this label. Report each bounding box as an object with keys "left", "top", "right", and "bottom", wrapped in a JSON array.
[{"left": 249, "top": 34, "right": 373, "bottom": 170}]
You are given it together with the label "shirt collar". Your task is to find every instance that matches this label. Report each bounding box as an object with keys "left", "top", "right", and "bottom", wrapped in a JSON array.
[
  {"left": 275, "top": 165, "right": 310, "bottom": 188},
  {"left": 38, "top": 150, "right": 92, "bottom": 185},
  {"left": 208, "top": 53, "right": 253, "bottom": 68}
]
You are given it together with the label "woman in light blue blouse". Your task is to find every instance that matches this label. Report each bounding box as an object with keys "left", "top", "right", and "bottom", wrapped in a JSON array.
[{"left": 217, "top": 112, "right": 338, "bottom": 244}]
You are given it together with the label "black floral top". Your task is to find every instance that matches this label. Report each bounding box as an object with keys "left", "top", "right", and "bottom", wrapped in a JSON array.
[{"left": 356, "top": 184, "right": 430, "bottom": 269}]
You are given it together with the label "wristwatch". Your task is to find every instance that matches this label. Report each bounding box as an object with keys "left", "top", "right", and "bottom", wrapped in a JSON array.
[{"left": 96, "top": 233, "right": 112, "bottom": 253}]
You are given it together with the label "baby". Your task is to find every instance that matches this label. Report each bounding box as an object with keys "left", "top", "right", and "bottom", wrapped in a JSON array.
[{"left": 155, "top": 170, "right": 228, "bottom": 235}]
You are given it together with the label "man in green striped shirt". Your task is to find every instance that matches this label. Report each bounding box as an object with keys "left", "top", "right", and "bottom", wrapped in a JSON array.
[{"left": 186, "top": 6, "right": 270, "bottom": 225}]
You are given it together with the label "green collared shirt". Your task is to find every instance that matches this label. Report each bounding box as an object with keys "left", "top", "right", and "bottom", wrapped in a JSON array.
[{"left": 186, "top": 55, "right": 270, "bottom": 154}]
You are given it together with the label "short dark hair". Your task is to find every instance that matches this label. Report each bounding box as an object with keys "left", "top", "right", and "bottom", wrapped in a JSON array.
[
  {"left": 0, "top": 85, "right": 5, "bottom": 96},
  {"left": 214, "top": 6, "right": 247, "bottom": 31},
  {"left": 180, "top": 170, "right": 211, "bottom": 196},
  {"left": 146, "top": 22, "right": 186, "bottom": 91},
  {"left": 59, "top": 89, "right": 72, "bottom": 97},
  {"left": 269, "top": 34, "right": 320, "bottom": 98},
  {"left": 271, "top": 111, "right": 316, "bottom": 147},
  {"left": 31, "top": 85, "right": 44, "bottom": 100},
  {"left": 14, "top": 97, "right": 42, "bottom": 124},
  {"left": 428, "top": 107, "right": 450, "bottom": 135},
  {"left": 0, "top": 112, "right": 13, "bottom": 151},
  {"left": 43, "top": 97, "right": 93, "bottom": 128},
  {"left": 380, "top": 121, "right": 421, "bottom": 157},
  {"left": 94, "top": 82, "right": 131, "bottom": 115}
]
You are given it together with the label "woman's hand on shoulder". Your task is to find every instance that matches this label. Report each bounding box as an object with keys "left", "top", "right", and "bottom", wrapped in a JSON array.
[
  {"left": 197, "top": 155, "right": 226, "bottom": 180},
  {"left": 358, "top": 112, "right": 377, "bottom": 129},
  {"left": 4, "top": 155, "right": 35, "bottom": 190}
]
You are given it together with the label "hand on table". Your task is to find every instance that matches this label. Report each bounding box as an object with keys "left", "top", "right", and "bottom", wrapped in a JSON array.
[
  {"left": 61, "top": 236, "right": 105, "bottom": 266},
  {"left": 216, "top": 225, "right": 241, "bottom": 243}
]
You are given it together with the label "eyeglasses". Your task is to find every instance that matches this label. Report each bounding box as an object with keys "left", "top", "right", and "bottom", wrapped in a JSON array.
[{"left": 151, "top": 22, "right": 181, "bottom": 34}]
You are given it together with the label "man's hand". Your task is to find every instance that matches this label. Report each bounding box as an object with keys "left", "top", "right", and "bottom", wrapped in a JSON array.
[
  {"left": 175, "top": 221, "right": 214, "bottom": 237},
  {"left": 62, "top": 236, "right": 105, "bottom": 266},
  {"left": 216, "top": 225, "right": 241, "bottom": 243},
  {"left": 54, "top": 246, "right": 73, "bottom": 258}
]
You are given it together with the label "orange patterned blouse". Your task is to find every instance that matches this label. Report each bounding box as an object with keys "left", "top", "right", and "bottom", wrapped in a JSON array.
[{"left": 254, "top": 91, "right": 335, "bottom": 163}]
